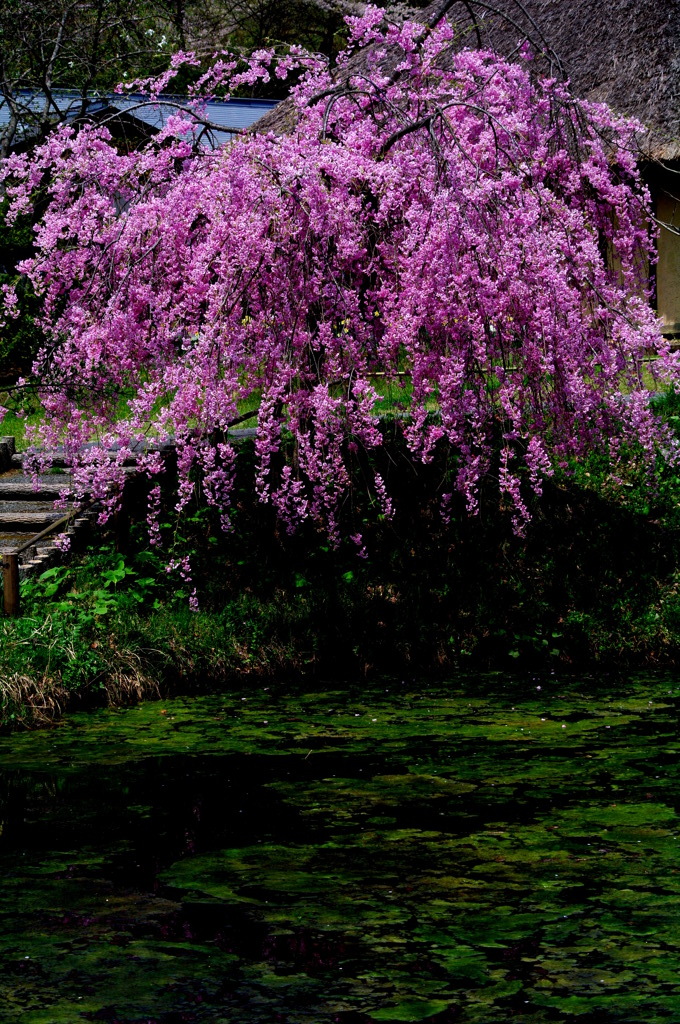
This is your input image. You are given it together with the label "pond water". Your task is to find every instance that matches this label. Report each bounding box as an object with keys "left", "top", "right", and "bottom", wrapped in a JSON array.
[{"left": 0, "top": 676, "right": 679, "bottom": 1023}]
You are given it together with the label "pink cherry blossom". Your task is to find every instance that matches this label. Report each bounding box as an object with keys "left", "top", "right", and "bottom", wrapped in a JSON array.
[{"left": 2, "top": 5, "right": 678, "bottom": 560}]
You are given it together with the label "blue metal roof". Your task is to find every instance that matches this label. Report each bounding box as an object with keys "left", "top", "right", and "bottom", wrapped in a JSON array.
[
  {"left": 0, "top": 90, "right": 279, "bottom": 149},
  {"left": 108, "top": 93, "right": 279, "bottom": 146}
]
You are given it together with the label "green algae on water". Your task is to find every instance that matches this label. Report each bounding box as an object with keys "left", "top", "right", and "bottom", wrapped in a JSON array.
[{"left": 0, "top": 676, "right": 679, "bottom": 1022}]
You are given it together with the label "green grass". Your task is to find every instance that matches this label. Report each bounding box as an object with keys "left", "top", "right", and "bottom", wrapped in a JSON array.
[{"left": 0, "top": 399, "right": 44, "bottom": 451}]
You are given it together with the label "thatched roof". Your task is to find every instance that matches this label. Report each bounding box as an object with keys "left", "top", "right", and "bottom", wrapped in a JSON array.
[
  {"left": 255, "top": 0, "right": 680, "bottom": 162},
  {"left": 466, "top": 0, "right": 680, "bottom": 161}
]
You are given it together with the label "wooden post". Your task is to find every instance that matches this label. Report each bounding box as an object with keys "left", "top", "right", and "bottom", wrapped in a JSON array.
[
  {"left": 2, "top": 552, "right": 20, "bottom": 617},
  {"left": 113, "top": 503, "right": 129, "bottom": 555}
]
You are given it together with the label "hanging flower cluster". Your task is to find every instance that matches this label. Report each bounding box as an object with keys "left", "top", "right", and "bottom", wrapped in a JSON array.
[{"left": 2, "top": 4, "right": 679, "bottom": 547}]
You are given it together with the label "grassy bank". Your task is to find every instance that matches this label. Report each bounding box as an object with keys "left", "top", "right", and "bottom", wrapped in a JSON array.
[{"left": 4, "top": 425, "right": 680, "bottom": 728}]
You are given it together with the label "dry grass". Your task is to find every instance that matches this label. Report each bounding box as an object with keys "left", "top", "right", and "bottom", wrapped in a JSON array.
[
  {"left": 100, "top": 647, "right": 160, "bottom": 707},
  {"left": 0, "top": 660, "right": 161, "bottom": 729},
  {"left": 0, "top": 614, "right": 162, "bottom": 729},
  {"left": 0, "top": 671, "right": 69, "bottom": 728}
]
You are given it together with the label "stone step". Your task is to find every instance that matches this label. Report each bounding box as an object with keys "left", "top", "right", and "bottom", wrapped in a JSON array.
[
  {"left": 0, "top": 476, "right": 71, "bottom": 501},
  {"left": 0, "top": 500, "right": 71, "bottom": 514},
  {"left": 1, "top": 536, "right": 57, "bottom": 561},
  {"left": 18, "top": 545, "right": 61, "bottom": 579},
  {"left": 10, "top": 438, "right": 177, "bottom": 470},
  {"left": 0, "top": 440, "right": 112, "bottom": 593},
  {"left": 10, "top": 452, "right": 143, "bottom": 475},
  {"left": 0, "top": 534, "right": 35, "bottom": 550},
  {"left": 0, "top": 511, "right": 66, "bottom": 533},
  {"left": 0, "top": 435, "right": 150, "bottom": 591},
  {"left": 11, "top": 452, "right": 72, "bottom": 469}
]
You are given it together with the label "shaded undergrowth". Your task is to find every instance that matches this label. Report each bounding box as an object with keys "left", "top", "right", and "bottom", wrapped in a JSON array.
[{"left": 4, "top": 428, "right": 680, "bottom": 727}]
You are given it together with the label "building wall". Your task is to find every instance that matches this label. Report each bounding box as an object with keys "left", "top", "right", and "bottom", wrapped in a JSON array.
[{"left": 657, "top": 188, "right": 680, "bottom": 335}]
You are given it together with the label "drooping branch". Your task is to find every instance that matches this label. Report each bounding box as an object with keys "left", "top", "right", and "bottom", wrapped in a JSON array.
[{"left": 1, "top": 3, "right": 675, "bottom": 561}]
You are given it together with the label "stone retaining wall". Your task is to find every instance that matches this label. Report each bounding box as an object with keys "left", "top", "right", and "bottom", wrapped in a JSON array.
[{"left": 0, "top": 436, "right": 16, "bottom": 472}]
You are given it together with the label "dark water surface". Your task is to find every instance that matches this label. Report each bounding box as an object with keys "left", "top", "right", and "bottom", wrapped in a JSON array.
[{"left": 1, "top": 676, "right": 679, "bottom": 1023}]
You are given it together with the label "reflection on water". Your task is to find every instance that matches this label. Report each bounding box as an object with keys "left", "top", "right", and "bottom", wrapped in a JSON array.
[{"left": 0, "top": 676, "right": 679, "bottom": 1023}]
